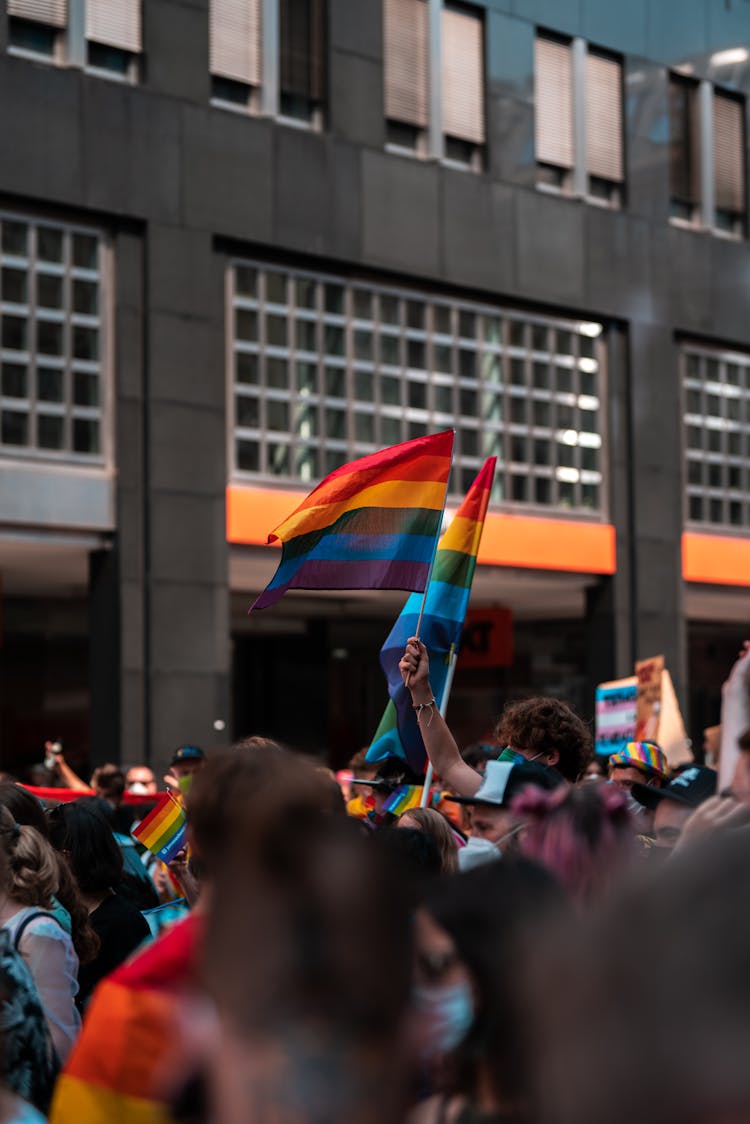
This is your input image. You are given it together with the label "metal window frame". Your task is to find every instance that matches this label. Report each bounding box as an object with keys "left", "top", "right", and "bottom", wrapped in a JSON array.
[
  {"left": 682, "top": 341, "right": 750, "bottom": 533},
  {"left": 228, "top": 258, "right": 609, "bottom": 520},
  {"left": 0, "top": 210, "right": 110, "bottom": 467}
]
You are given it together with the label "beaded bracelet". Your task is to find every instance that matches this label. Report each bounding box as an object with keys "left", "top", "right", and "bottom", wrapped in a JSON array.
[{"left": 413, "top": 697, "right": 437, "bottom": 725}]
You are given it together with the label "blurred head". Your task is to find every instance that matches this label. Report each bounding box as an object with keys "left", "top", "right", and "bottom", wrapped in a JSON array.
[
  {"left": 170, "top": 745, "right": 206, "bottom": 783},
  {"left": 417, "top": 858, "right": 567, "bottom": 1103},
  {"left": 731, "top": 729, "right": 750, "bottom": 803},
  {"left": 203, "top": 810, "right": 412, "bottom": 1124},
  {"left": 495, "top": 697, "right": 592, "bottom": 782},
  {"left": 90, "top": 764, "right": 126, "bottom": 806},
  {"left": 583, "top": 759, "right": 606, "bottom": 782},
  {"left": 608, "top": 741, "right": 669, "bottom": 791},
  {"left": 513, "top": 783, "right": 634, "bottom": 906},
  {"left": 398, "top": 807, "right": 458, "bottom": 874},
  {"left": 125, "top": 766, "right": 157, "bottom": 795},
  {"left": 523, "top": 832, "right": 750, "bottom": 1124},
  {"left": 454, "top": 760, "right": 565, "bottom": 848},
  {"left": 46, "top": 800, "right": 123, "bottom": 896},
  {"left": 0, "top": 783, "right": 48, "bottom": 836}
]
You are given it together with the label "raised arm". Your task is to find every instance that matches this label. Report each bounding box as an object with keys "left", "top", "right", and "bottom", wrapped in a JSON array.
[{"left": 399, "top": 637, "right": 483, "bottom": 798}]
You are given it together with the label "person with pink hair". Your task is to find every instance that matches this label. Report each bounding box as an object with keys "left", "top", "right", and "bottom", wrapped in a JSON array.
[{"left": 512, "top": 783, "right": 635, "bottom": 906}]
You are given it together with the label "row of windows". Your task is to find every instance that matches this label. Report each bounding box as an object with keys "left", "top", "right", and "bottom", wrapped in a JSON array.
[
  {"left": 10, "top": 1, "right": 750, "bottom": 226},
  {"left": 1, "top": 214, "right": 750, "bottom": 533}
]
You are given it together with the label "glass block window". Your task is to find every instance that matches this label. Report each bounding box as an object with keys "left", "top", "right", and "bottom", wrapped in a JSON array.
[
  {"left": 683, "top": 345, "right": 750, "bottom": 529},
  {"left": 231, "top": 261, "right": 606, "bottom": 514},
  {"left": 0, "top": 215, "right": 106, "bottom": 461}
]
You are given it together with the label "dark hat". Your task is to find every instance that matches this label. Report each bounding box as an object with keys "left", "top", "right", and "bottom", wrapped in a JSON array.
[
  {"left": 446, "top": 759, "right": 564, "bottom": 808},
  {"left": 350, "top": 756, "right": 422, "bottom": 793},
  {"left": 631, "top": 765, "right": 717, "bottom": 812},
  {"left": 170, "top": 744, "right": 206, "bottom": 767}
]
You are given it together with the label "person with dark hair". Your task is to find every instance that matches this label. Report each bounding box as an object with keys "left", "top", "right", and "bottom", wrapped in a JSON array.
[
  {"left": 46, "top": 801, "right": 150, "bottom": 1008},
  {"left": 398, "top": 638, "right": 591, "bottom": 798},
  {"left": 373, "top": 825, "right": 443, "bottom": 889},
  {"left": 410, "top": 858, "right": 567, "bottom": 1124},
  {"left": 203, "top": 811, "right": 414, "bottom": 1124}
]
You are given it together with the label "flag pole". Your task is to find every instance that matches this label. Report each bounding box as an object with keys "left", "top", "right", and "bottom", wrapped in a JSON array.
[
  {"left": 413, "top": 432, "right": 455, "bottom": 641},
  {"left": 420, "top": 643, "right": 458, "bottom": 808}
]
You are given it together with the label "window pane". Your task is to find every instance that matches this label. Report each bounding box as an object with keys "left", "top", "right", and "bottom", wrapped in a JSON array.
[
  {"left": 237, "top": 439, "right": 260, "bottom": 471},
  {"left": 37, "top": 273, "right": 63, "bottom": 309},
  {"left": 2, "top": 268, "right": 27, "bottom": 304},
  {"left": 235, "top": 266, "right": 257, "bottom": 298},
  {"left": 73, "top": 326, "right": 98, "bottom": 361},
  {"left": 236, "top": 394, "right": 260, "bottom": 428},
  {"left": 37, "top": 227, "right": 64, "bottom": 263},
  {"left": 1, "top": 409, "right": 28, "bottom": 445},
  {"left": 266, "top": 273, "right": 287, "bottom": 304},
  {"left": 236, "top": 309, "right": 258, "bottom": 341},
  {"left": 381, "top": 375, "right": 400, "bottom": 405},
  {"left": 72, "top": 234, "right": 98, "bottom": 270},
  {"left": 37, "top": 414, "right": 65, "bottom": 449},
  {"left": 2, "top": 315, "right": 27, "bottom": 350},
  {"left": 355, "top": 370, "right": 373, "bottom": 399},
  {"left": 236, "top": 352, "right": 259, "bottom": 384},
  {"left": 73, "top": 280, "right": 98, "bottom": 315},
  {"left": 2, "top": 221, "right": 28, "bottom": 257},
  {"left": 73, "top": 418, "right": 100, "bottom": 454},
  {"left": 267, "top": 400, "right": 289, "bottom": 430},
  {"left": 266, "top": 357, "right": 289, "bottom": 389},
  {"left": 38, "top": 367, "right": 64, "bottom": 402},
  {"left": 296, "top": 319, "right": 317, "bottom": 351},
  {"left": 325, "top": 366, "right": 346, "bottom": 397},
  {"left": 266, "top": 315, "right": 287, "bottom": 346},
  {"left": 1, "top": 362, "right": 26, "bottom": 397},
  {"left": 74, "top": 371, "right": 99, "bottom": 406},
  {"left": 296, "top": 277, "right": 316, "bottom": 309}
]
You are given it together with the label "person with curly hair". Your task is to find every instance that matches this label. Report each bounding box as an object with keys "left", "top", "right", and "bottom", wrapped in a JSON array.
[{"left": 398, "top": 637, "right": 592, "bottom": 800}]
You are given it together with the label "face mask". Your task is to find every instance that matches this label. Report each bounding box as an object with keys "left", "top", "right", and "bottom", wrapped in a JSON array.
[
  {"left": 497, "top": 747, "right": 544, "bottom": 766},
  {"left": 457, "top": 835, "right": 501, "bottom": 871},
  {"left": 413, "top": 981, "right": 474, "bottom": 1056}
]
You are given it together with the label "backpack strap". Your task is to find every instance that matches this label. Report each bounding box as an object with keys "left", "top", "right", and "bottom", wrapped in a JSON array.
[{"left": 12, "top": 910, "right": 64, "bottom": 951}]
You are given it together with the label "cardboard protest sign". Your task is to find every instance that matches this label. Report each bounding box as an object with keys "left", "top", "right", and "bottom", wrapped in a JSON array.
[
  {"left": 657, "top": 667, "right": 691, "bottom": 767},
  {"left": 634, "top": 655, "right": 664, "bottom": 742},
  {"left": 595, "top": 677, "right": 637, "bottom": 757}
]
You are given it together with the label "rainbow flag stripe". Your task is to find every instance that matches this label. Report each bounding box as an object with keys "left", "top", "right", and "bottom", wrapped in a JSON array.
[
  {"left": 368, "top": 457, "right": 497, "bottom": 773},
  {"left": 383, "top": 784, "right": 425, "bottom": 816},
  {"left": 132, "top": 793, "right": 186, "bottom": 863},
  {"left": 251, "top": 431, "right": 454, "bottom": 611}
]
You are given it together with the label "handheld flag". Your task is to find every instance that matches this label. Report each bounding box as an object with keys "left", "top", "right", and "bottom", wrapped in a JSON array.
[
  {"left": 382, "top": 784, "right": 425, "bottom": 816},
  {"left": 132, "top": 793, "right": 186, "bottom": 863},
  {"left": 368, "top": 457, "right": 497, "bottom": 773},
  {"left": 250, "top": 431, "right": 455, "bottom": 611}
]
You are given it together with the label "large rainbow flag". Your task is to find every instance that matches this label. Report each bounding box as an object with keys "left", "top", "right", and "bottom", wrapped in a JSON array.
[
  {"left": 251, "top": 430, "right": 454, "bottom": 611},
  {"left": 367, "top": 457, "right": 496, "bottom": 773}
]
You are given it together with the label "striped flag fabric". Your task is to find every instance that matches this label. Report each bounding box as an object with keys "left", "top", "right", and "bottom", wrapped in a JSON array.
[
  {"left": 132, "top": 792, "right": 186, "bottom": 863},
  {"left": 367, "top": 457, "right": 497, "bottom": 774},
  {"left": 382, "top": 784, "right": 425, "bottom": 817},
  {"left": 250, "top": 430, "right": 455, "bottom": 611}
]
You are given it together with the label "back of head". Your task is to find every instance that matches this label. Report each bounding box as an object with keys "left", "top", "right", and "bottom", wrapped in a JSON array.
[
  {"left": 522, "top": 831, "right": 750, "bottom": 1124},
  {"left": 46, "top": 800, "right": 123, "bottom": 895},
  {"left": 400, "top": 807, "right": 458, "bottom": 874},
  {"left": 373, "top": 825, "right": 443, "bottom": 889},
  {"left": 186, "top": 745, "right": 343, "bottom": 880},
  {"left": 0, "top": 806, "right": 58, "bottom": 908},
  {"left": 0, "top": 784, "right": 48, "bottom": 837},
  {"left": 513, "top": 782, "right": 634, "bottom": 905},
  {"left": 496, "top": 696, "right": 592, "bottom": 781},
  {"left": 90, "top": 764, "right": 126, "bottom": 804},
  {"left": 204, "top": 811, "right": 412, "bottom": 1123}
]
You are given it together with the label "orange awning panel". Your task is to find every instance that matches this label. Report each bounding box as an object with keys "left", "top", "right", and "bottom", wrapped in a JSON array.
[
  {"left": 227, "top": 485, "right": 616, "bottom": 576},
  {"left": 683, "top": 531, "right": 750, "bottom": 587}
]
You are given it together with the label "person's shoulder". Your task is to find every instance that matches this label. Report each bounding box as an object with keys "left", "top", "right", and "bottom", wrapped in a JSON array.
[{"left": 112, "top": 911, "right": 203, "bottom": 992}]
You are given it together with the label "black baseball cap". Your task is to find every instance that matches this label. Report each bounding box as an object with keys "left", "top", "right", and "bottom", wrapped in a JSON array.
[
  {"left": 631, "top": 765, "right": 716, "bottom": 812},
  {"left": 170, "top": 744, "right": 206, "bottom": 767},
  {"left": 446, "top": 759, "right": 564, "bottom": 808},
  {"left": 350, "top": 756, "right": 422, "bottom": 792}
]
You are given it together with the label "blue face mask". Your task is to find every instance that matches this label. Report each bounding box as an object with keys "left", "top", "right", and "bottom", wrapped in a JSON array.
[{"left": 413, "top": 981, "right": 475, "bottom": 1056}]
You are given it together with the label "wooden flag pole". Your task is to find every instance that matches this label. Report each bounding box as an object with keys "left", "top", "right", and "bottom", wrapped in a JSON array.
[{"left": 420, "top": 644, "right": 458, "bottom": 808}]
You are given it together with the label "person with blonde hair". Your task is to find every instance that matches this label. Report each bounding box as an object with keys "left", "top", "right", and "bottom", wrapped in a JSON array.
[
  {"left": 397, "top": 807, "right": 459, "bottom": 874},
  {"left": 0, "top": 807, "right": 80, "bottom": 1062}
]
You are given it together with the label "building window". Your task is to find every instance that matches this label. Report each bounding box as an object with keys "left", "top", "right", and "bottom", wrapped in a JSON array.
[
  {"left": 535, "top": 32, "right": 624, "bottom": 207},
  {"left": 7, "top": 0, "right": 141, "bottom": 79},
  {"left": 210, "top": 0, "right": 326, "bottom": 127},
  {"left": 683, "top": 345, "right": 750, "bottom": 530},
  {"left": 669, "top": 74, "right": 700, "bottom": 224},
  {"left": 0, "top": 214, "right": 107, "bottom": 463},
  {"left": 668, "top": 74, "right": 746, "bottom": 236},
  {"left": 384, "top": 0, "right": 485, "bottom": 169},
  {"left": 230, "top": 261, "right": 606, "bottom": 515}
]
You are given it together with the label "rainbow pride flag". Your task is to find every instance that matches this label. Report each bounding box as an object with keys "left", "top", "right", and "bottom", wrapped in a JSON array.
[
  {"left": 368, "top": 457, "right": 497, "bottom": 773},
  {"left": 132, "top": 793, "right": 186, "bottom": 863},
  {"left": 251, "top": 431, "right": 454, "bottom": 611},
  {"left": 383, "top": 784, "right": 425, "bottom": 816}
]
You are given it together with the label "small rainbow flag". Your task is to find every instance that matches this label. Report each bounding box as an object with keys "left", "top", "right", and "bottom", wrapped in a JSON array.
[
  {"left": 368, "top": 457, "right": 497, "bottom": 773},
  {"left": 251, "top": 430, "right": 454, "bottom": 611},
  {"left": 132, "top": 792, "right": 186, "bottom": 863},
  {"left": 383, "top": 784, "right": 424, "bottom": 817}
]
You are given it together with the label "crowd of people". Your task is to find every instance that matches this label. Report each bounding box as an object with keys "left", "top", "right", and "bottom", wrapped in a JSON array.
[{"left": 0, "top": 640, "right": 748, "bottom": 1122}]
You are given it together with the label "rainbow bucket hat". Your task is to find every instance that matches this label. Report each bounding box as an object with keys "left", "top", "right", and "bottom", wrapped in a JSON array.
[{"left": 609, "top": 741, "right": 669, "bottom": 781}]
